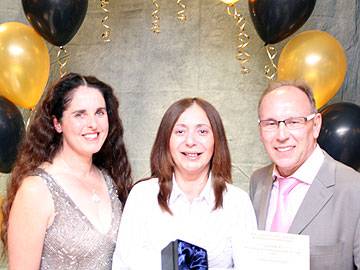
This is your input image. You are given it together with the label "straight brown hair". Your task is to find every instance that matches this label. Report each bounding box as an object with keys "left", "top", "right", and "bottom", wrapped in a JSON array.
[{"left": 150, "top": 97, "right": 232, "bottom": 214}]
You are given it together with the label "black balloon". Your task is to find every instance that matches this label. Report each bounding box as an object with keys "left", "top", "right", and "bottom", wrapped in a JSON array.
[
  {"left": 248, "top": 0, "right": 316, "bottom": 45},
  {"left": 0, "top": 97, "right": 25, "bottom": 173},
  {"left": 318, "top": 102, "right": 360, "bottom": 171},
  {"left": 22, "top": 0, "right": 88, "bottom": 46}
]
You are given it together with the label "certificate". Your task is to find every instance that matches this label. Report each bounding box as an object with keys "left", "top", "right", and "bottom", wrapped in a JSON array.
[{"left": 237, "top": 230, "right": 309, "bottom": 270}]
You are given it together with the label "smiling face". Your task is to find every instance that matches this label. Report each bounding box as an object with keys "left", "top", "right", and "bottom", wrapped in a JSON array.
[
  {"left": 53, "top": 85, "right": 109, "bottom": 158},
  {"left": 169, "top": 103, "right": 214, "bottom": 179},
  {"left": 258, "top": 86, "right": 322, "bottom": 176}
]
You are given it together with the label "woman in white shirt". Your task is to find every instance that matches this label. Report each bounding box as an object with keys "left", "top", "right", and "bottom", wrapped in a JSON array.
[{"left": 112, "top": 97, "right": 257, "bottom": 269}]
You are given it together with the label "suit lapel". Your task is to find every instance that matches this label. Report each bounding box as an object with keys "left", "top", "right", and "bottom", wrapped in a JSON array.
[
  {"left": 289, "top": 153, "right": 336, "bottom": 234},
  {"left": 257, "top": 169, "right": 273, "bottom": 230}
]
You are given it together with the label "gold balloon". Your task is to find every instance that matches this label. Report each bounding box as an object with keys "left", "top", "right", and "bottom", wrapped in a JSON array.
[
  {"left": 0, "top": 196, "right": 2, "bottom": 226},
  {"left": 220, "top": 0, "right": 240, "bottom": 5},
  {"left": 277, "top": 30, "right": 347, "bottom": 109},
  {"left": 0, "top": 22, "right": 50, "bottom": 109}
]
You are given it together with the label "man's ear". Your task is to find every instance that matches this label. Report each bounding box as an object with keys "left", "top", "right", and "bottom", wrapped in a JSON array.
[
  {"left": 313, "top": 113, "right": 322, "bottom": 139},
  {"left": 53, "top": 117, "right": 62, "bottom": 133}
]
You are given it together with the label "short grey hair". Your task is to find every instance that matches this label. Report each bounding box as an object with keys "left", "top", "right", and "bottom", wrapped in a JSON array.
[{"left": 257, "top": 80, "right": 317, "bottom": 115}]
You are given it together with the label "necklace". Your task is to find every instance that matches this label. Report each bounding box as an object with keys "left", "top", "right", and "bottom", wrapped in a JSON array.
[
  {"left": 91, "top": 189, "right": 101, "bottom": 203},
  {"left": 59, "top": 156, "right": 102, "bottom": 204}
]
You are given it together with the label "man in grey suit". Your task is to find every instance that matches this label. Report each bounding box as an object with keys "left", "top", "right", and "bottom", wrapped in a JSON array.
[{"left": 250, "top": 81, "right": 360, "bottom": 270}]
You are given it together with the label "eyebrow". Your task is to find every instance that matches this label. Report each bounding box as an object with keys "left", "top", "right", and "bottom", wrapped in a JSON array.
[
  {"left": 70, "top": 107, "right": 107, "bottom": 115},
  {"left": 71, "top": 109, "right": 86, "bottom": 115}
]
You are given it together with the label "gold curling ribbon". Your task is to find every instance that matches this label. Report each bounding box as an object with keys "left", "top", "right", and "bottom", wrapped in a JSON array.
[
  {"left": 100, "top": 0, "right": 111, "bottom": 42},
  {"left": 264, "top": 45, "right": 277, "bottom": 80},
  {"left": 176, "top": 0, "right": 186, "bottom": 22},
  {"left": 227, "top": 5, "right": 250, "bottom": 74},
  {"left": 151, "top": 0, "right": 160, "bottom": 33},
  {"left": 57, "top": 46, "right": 69, "bottom": 78}
]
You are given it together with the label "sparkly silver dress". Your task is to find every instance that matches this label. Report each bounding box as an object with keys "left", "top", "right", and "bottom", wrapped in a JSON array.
[{"left": 35, "top": 168, "right": 122, "bottom": 270}]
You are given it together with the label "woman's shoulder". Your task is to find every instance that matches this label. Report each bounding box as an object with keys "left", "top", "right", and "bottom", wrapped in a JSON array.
[
  {"left": 123, "top": 178, "right": 160, "bottom": 209},
  {"left": 19, "top": 175, "right": 49, "bottom": 194},
  {"left": 224, "top": 183, "right": 249, "bottom": 197},
  {"left": 14, "top": 175, "right": 53, "bottom": 211},
  {"left": 223, "top": 183, "right": 252, "bottom": 206},
  {"left": 129, "top": 178, "right": 159, "bottom": 196}
]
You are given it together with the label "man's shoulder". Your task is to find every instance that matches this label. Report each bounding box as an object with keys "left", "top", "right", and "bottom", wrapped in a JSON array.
[
  {"left": 251, "top": 164, "right": 273, "bottom": 180},
  {"left": 321, "top": 154, "right": 360, "bottom": 192},
  {"left": 334, "top": 161, "right": 360, "bottom": 188}
]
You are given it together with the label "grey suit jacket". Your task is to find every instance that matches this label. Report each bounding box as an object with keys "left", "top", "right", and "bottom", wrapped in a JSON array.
[{"left": 250, "top": 151, "right": 360, "bottom": 270}]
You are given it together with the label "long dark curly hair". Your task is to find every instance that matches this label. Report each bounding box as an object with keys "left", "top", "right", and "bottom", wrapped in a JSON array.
[{"left": 1, "top": 73, "right": 132, "bottom": 251}]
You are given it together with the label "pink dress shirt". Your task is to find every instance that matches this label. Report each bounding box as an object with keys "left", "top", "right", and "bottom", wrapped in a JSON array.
[{"left": 265, "top": 145, "right": 325, "bottom": 231}]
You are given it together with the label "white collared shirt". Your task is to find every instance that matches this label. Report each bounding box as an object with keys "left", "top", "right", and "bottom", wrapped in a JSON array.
[
  {"left": 265, "top": 144, "right": 325, "bottom": 231},
  {"left": 112, "top": 175, "right": 257, "bottom": 270}
]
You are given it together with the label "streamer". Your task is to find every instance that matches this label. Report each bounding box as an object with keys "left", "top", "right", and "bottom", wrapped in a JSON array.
[
  {"left": 151, "top": 0, "right": 160, "bottom": 33},
  {"left": 100, "top": 0, "right": 111, "bottom": 42},
  {"left": 176, "top": 0, "right": 186, "bottom": 22},
  {"left": 264, "top": 45, "right": 277, "bottom": 80},
  {"left": 227, "top": 5, "right": 250, "bottom": 74},
  {"left": 57, "top": 46, "right": 69, "bottom": 78}
]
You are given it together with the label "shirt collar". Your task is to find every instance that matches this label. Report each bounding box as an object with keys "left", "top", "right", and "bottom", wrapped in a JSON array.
[
  {"left": 169, "top": 173, "right": 214, "bottom": 205},
  {"left": 272, "top": 144, "right": 325, "bottom": 184}
]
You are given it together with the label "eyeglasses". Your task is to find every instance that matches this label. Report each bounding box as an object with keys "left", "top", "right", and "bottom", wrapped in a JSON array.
[{"left": 258, "top": 113, "right": 316, "bottom": 131}]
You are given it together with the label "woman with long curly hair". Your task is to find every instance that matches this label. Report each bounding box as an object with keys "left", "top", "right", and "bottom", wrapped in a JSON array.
[
  {"left": 1, "top": 73, "right": 132, "bottom": 269},
  {"left": 113, "top": 97, "right": 256, "bottom": 269}
]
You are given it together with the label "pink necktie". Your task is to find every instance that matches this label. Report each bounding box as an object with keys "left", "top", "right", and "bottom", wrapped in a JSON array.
[{"left": 270, "top": 177, "right": 300, "bottom": 233}]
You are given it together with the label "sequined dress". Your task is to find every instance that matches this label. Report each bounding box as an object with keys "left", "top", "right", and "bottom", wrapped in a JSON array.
[{"left": 35, "top": 168, "right": 122, "bottom": 270}]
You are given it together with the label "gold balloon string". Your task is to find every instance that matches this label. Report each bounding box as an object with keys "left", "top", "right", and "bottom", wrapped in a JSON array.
[
  {"left": 227, "top": 5, "right": 250, "bottom": 74},
  {"left": 20, "top": 107, "right": 34, "bottom": 130},
  {"left": 231, "top": 163, "right": 250, "bottom": 179},
  {"left": 100, "top": 0, "right": 111, "bottom": 42},
  {"left": 57, "top": 46, "right": 69, "bottom": 78},
  {"left": 264, "top": 45, "right": 278, "bottom": 80},
  {"left": 151, "top": 0, "right": 160, "bottom": 33},
  {"left": 176, "top": 0, "right": 186, "bottom": 22},
  {"left": 25, "top": 108, "right": 33, "bottom": 130}
]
